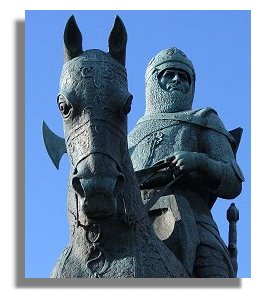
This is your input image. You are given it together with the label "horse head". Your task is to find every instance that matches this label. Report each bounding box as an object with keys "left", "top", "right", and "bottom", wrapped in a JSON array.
[
  {"left": 62, "top": 16, "right": 133, "bottom": 220},
  {"left": 44, "top": 15, "right": 133, "bottom": 220}
]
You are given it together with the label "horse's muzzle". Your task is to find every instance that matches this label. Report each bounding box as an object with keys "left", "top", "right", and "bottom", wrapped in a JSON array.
[{"left": 71, "top": 154, "right": 124, "bottom": 218}]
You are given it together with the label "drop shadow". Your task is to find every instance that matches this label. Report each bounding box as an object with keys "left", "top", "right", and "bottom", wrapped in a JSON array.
[{"left": 15, "top": 19, "right": 25, "bottom": 288}]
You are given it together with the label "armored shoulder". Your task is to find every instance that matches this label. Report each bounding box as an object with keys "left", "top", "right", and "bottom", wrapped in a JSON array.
[
  {"left": 194, "top": 107, "right": 235, "bottom": 144},
  {"left": 198, "top": 108, "right": 244, "bottom": 182}
]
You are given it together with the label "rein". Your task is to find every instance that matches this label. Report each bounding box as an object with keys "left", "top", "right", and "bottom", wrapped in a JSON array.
[
  {"left": 133, "top": 157, "right": 183, "bottom": 222},
  {"left": 75, "top": 193, "right": 83, "bottom": 229}
]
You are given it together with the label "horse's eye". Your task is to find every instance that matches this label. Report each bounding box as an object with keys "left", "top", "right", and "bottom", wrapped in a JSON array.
[
  {"left": 57, "top": 94, "right": 72, "bottom": 118},
  {"left": 58, "top": 97, "right": 72, "bottom": 118}
]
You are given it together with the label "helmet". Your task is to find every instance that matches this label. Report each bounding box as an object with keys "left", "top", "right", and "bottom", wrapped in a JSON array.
[
  {"left": 145, "top": 47, "right": 196, "bottom": 114},
  {"left": 146, "top": 47, "right": 195, "bottom": 83}
]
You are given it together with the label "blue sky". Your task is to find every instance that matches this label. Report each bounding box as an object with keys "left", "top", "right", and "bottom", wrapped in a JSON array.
[{"left": 25, "top": 10, "right": 250, "bottom": 278}]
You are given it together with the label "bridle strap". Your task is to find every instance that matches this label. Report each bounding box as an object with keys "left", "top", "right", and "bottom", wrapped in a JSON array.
[
  {"left": 75, "top": 192, "right": 89, "bottom": 229},
  {"left": 75, "top": 193, "right": 81, "bottom": 228}
]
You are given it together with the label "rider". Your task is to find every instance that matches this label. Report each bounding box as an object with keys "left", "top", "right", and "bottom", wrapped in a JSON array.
[{"left": 128, "top": 47, "right": 244, "bottom": 277}]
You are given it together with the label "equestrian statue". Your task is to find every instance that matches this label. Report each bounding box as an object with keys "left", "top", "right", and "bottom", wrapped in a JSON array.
[{"left": 43, "top": 15, "right": 243, "bottom": 278}]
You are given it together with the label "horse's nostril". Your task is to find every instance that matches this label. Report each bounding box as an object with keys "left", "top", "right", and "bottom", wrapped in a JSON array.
[{"left": 72, "top": 177, "right": 85, "bottom": 198}]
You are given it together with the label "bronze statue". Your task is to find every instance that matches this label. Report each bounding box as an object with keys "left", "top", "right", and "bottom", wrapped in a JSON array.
[
  {"left": 128, "top": 47, "right": 244, "bottom": 277},
  {"left": 43, "top": 16, "right": 188, "bottom": 278}
]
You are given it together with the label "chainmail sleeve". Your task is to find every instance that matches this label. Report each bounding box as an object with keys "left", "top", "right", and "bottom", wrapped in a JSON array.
[{"left": 199, "top": 111, "right": 243, "bottom": 199}]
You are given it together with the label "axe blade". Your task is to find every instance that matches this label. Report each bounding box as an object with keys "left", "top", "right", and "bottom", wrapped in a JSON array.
[{"left": 42, "top": 121, "right": 67, "bottom": 169}]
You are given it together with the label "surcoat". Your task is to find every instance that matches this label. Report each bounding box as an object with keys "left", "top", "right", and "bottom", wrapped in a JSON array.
[{"left": 128, "top": 107, "right": 243, "bottom": 276}]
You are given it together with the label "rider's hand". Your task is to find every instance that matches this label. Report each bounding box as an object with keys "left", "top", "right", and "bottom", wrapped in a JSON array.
[{"left": 172, "top": 151, "right": 208, "bottom": 173}]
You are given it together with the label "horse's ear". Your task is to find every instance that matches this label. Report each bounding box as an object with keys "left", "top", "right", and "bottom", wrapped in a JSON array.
[
  {"left": 108, "top": 15, "right": 127, "bottom": 66},
  {"left": 64, "top": 15, "right": 83, "bottom": 62}
]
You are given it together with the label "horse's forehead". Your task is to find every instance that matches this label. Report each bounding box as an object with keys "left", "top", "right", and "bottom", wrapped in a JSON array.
[{"left": 60, "top": 49, "right": 126, "bottom": 80}]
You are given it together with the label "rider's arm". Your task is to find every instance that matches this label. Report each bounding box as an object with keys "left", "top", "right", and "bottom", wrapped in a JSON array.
[{"left": 197, "top": 112, "right": 244, "bottom": 199}]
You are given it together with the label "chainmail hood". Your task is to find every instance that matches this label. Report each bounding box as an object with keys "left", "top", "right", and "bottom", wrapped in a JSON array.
[{"left": 145, "top": 47, "right": 196, "bottom": 114}]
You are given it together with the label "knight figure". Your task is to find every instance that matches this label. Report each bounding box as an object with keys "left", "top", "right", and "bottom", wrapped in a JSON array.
[{"left": 128, "top": 47, "right": 244, "bottom": 277}]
